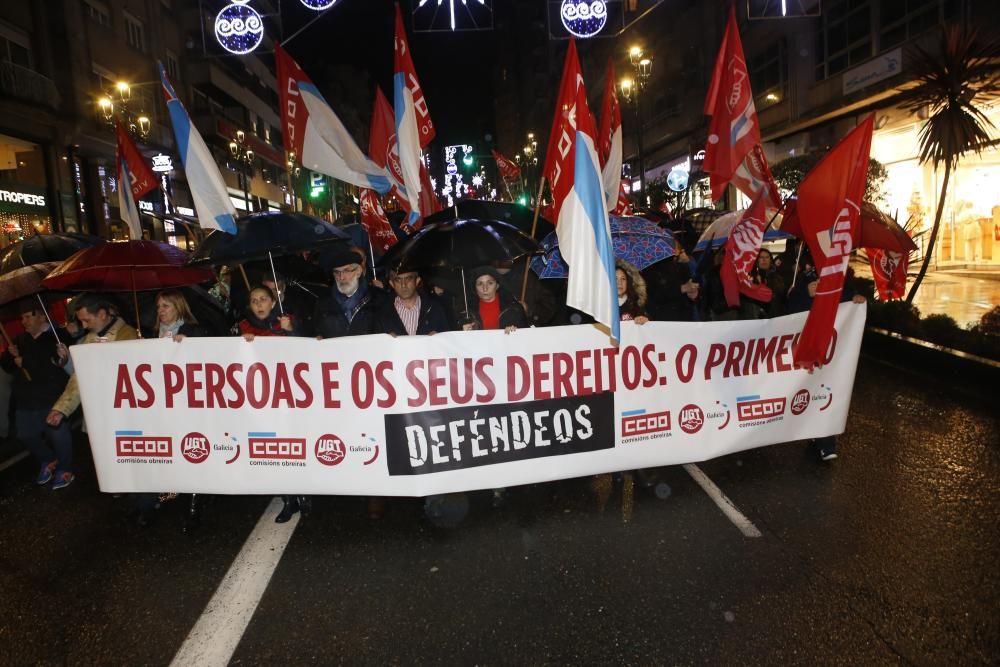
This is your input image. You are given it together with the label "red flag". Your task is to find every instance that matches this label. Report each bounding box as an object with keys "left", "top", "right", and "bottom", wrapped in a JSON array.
[
  {"left": 416, "top": 161, "right": 440, "bottom": 221},
  {"left": 868, "top": 248, "right": 908, "bottom": 300},
  {"left": 793, "top": 114, "right": 875, "bottom": 368},
  {"left": 492, "top": 150, "right": 521, "bottom": 180},
  {"left": 359, "top": 189, "right": 397, "bottom": 254},
  {"left": 393, "top": 3, "right": 434, "bottom": 148},
  {"left": 597, "top": 59, "right": 622, "bottom": 168},
  {"left": 116, "top": 121, "right": 157, "bottom": 200},
  {"left": 703, "top": 6, "right": 766, "bottom": 204},
  {"left": 275, "top": 44, "right": 309, "bottom": 163},
  {"left": 721, "top": 190, "right": 772, "bottom": 308},
  {"left": 369, "top": 87, "right": 405, "bottom": 191},
  {"left": 543, "top": 39, "right": 584, "bottom": 222},
  {"left": 612, "top": 180, "right": 632, "bottom": 216},
  {"left": 733, "top": 144, "right": 781, "bottom": 209}
]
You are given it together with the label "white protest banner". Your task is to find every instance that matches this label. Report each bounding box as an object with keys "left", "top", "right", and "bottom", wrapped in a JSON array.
[{"left": 72, "top": 303, "right": 865, "bottom": 495}]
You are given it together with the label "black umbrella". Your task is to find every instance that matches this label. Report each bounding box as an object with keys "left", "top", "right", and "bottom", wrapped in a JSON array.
[
  {"left": 423, "top": 200, "right": 555, "bottom": 240},
  {"left": 188, "top": 212, "right": 351, "bottom": 314},
  {"left": 188, "top": 212, "right": 351, "bottom": 266},
  {"left": 377, "top": 218, "right": 540, "bottom": 317},
  {"left": 0, "top": 232, "right": 104, "bottom": 275},
  {"left": 377, "top": 218, "right": 540, "bottom": 272}
]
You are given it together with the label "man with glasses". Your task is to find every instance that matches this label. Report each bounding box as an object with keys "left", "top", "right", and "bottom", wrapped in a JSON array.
[
  {"left": 314, "top": 247, "right": 383, "bottom": 339},
  {"left": 376, "top": 269, "right": 452, "bottom": 336}
]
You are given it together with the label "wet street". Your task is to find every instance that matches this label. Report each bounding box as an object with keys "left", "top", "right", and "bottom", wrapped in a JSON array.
[{"left": 1, "top": 354, "right": 997, "bottom": 666}]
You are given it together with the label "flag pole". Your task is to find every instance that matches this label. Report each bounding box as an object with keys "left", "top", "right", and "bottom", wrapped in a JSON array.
[
  {"left": 267, "top": 250, "right": 284, "bottom": 315},
  {"left": 520, "top": 176, "right": 547, "bottom": 304}
]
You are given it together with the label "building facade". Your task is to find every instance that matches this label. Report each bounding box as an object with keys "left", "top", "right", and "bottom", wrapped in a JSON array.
[{"left": 0, "top": 0, "right": 289, "bottom": 249}]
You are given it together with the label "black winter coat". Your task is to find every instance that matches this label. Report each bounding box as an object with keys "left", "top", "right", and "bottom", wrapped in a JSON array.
[
  {"left": 0, "top": 329, "right": 71, "bottom": 409},
  {"left": 375, "top": 293, "right": 453, "bottom": 336},
  {"left": 314, "top": 287, "right": 383, "bottom": 338}
]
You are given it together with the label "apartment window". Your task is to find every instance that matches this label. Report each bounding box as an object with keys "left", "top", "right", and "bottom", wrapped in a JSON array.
[
  {"left": 91, "top": 63, "right": 115, "bottom": 95},
  {"left": 165, "top": 51, "right": 180, "bottom": 81},
  {"left": 749, "top": 40, "right": 787, "bottom": 106},
  {"left": 879, "top": 0, "right": 954, "bottom": 51},
  {"left": 83, "top": 0, "right": 111, "bottom": 28},
  {"left": 814, "top": 0, "right": 872, "bottom": 81},
  {"left": 0, "top": 26, "right": 32, "bottom": 69},
  {"left": 124, "top": 12, "right": 146, "bottom": 52}
]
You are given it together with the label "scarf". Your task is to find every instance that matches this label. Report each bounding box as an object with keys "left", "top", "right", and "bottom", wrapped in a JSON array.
[
  {"left": 159, "top": 319, "right": 184, "bottom": 338},
  {"left": 332, "top": 277, "right": 369, "bottom": 323}
]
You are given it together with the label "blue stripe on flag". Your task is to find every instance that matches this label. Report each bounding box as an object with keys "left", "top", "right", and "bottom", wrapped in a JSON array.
[{"left": 574, "top": 130, "right": 620, "bottom": 341}]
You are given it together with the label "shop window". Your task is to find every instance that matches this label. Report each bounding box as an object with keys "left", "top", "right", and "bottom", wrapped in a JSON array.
[
  {"left": 83, "top": 0, "right": 112, "bottom": 28},
  {"left": 814, "top": 0, "right": 872, "bottom": 81},
  {"left": 124, "top": 12, "right": 146, "bottom": 53}
]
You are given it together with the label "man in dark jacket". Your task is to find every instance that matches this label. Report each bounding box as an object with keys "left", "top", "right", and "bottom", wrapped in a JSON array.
[
  {"left": 376, "top": 269, "right": 452, "bottom": 336},
  {"left": 0, "top": 304, "right": 73, "bottom": 488},
  {"left": 313, "top": 247, "right": 383, "bottom": 339}
]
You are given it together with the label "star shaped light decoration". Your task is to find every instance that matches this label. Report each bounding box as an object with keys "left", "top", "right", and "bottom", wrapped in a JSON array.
[{"left": 413, "top": 0, "right": 493, "bottom": 32}]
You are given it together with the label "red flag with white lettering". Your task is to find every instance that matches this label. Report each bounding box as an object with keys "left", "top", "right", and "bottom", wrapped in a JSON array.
[
  {"left": 492, "top": 150, "right": 521, "bottom": 180},
  {"left": 612, "top": 179, "right": 632, "bottom": 216},
  {"left": 793, "top": 114, "right": 874, "bottom": 369},
  {"left": 393, "top": 3, "right": 434, "bottom": 148},
  {"left": 703, "top": 6, "right": 767, "bottom": 205},
  {"left": 369, "top": 87, "right": 405, "bottom": 192},
  {"left": 721, "top": 189, "right": 772, "bottom": 308},
  {"left": 868, "top": 248, "right": 908, "bottom": 300},
  {"left": 543, "top": 39, "right": 584, "bottom": 222},
  {"left": 359, "top": 188, "right": 397, "bottom": 254},
  {"left": 116, "top": 121, "right": 157, "bottom": 200}
]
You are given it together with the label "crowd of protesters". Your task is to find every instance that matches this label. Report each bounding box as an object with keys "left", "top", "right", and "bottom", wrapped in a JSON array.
[{"left": 0, "top": 234, "right": 864, "bottom": 529}]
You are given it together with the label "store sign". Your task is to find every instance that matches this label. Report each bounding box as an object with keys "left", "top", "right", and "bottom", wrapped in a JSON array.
[
  {"left": 0, "top": 188, "right": 46, "bottom": 208},
  {"left": 151, "top": 154, "right": 174, "bottom": 173},
  {"left": 176, "top": 206, "right": 195, "bottom": 217},
  {"left": 138, "top": 200, "right": 155, "bottom": 212},
  {"left": 843, "top": 48, "right": 902, "bottom": 96}
]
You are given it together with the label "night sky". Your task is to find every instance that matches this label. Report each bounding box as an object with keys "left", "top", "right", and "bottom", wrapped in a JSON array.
[{"left": 280, "top": 0, "right": 498, "bottom": 150}]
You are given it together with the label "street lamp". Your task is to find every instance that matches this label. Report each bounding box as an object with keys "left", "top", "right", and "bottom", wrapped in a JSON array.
[
  {"left": 621, "top": 46, "right": 652, "bottom": 194},
  {"left": 229, "top": 131, "right": 254, "bottom": 212},
  {"left": 96, "top": 80, "right": 150, "bottom": 141}
]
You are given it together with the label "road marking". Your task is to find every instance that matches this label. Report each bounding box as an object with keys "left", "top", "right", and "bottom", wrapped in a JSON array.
[
  {"left": 170, "top": 497, "right": 299, "bottom": 667},
  {"left": 683, "top": 464, "right": 762, "bottom": 538},
  {"left": 0, "top": 450, "right": 29, "bottom": 473}
]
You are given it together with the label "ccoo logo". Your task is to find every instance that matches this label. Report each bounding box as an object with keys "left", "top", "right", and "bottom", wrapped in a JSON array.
[{"left": 315, "top": 434, "right": 347, "bottom": 466}]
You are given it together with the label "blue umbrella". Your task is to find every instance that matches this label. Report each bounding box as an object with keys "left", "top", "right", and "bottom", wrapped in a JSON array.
[{"left": 530, "top": 216, "right": 676, "bottom": 279}]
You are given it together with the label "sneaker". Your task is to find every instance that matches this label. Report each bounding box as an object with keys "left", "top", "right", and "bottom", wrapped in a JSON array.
[
  {"left": 36, "top": 461, "right": 58, "bottom": 485},
  {"left": 52, "top": 471, "right": 75, "bottom": 490},
  {"left": 820, "top": 451, "right": 838, "bottom": 462}
]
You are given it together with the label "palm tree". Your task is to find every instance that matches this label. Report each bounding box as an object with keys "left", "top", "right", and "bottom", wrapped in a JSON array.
[{"left": 899, "top": 25, "right": 1000, "bottom": 304}]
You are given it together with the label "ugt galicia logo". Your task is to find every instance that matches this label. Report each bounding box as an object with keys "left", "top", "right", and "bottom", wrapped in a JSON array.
[
  {"left": 790, "top": 389, "right": 811, "bottom": 416},
  {"left": 180, "top": 432, "right": 210, "bottom": 464},
  {"left": 678, "top": 404, "right": 704, "bottom": 435},
  {"left": 315, "top": 434, "right": 347, "bottom": 466}
]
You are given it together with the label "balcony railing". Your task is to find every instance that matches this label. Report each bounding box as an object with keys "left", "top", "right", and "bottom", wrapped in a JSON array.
[{"left": 0, "top": 62, "right": 60, "bottom": 110}]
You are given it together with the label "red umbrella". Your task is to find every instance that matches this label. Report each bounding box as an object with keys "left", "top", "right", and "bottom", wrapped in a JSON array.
[
  {"left": 43, "top": 240, "right": 214, "bottom": 337},
  {"left": 780, "top": 199, "right": 918, "bottom": 253}
]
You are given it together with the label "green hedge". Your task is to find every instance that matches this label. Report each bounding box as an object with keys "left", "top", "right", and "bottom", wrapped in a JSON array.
[{"left": 854, "top": 277, "right": 1000, "bottom": 360}]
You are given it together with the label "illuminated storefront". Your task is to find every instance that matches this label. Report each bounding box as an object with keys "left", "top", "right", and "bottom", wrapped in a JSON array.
[
  {"left": 872, "top": 102, "right": 1000, "bottom": 267},
  {"left": 0, "top": 134, "right": 54, "bottom": 246}
]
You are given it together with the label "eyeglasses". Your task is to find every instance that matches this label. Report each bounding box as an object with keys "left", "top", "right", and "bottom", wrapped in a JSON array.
[{"left": 333, "top": 266, "right": 361, "bottom": 277}]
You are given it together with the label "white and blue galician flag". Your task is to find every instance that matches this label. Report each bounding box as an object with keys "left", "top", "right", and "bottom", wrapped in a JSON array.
[
  {"left": 275, "top": 45, "right": 391, "bottom": 195},
  {"left": 117, "top": 154, "right": 142, "bottom": 240},
  {"left": 393, "top": 4, "right": 429, "bottom": 225},
  {"left": 544, "top": 40, "right": 619, "bottom": 341},
  {"left": 159, "top": 63, "right": 237, "bottom": 234}
]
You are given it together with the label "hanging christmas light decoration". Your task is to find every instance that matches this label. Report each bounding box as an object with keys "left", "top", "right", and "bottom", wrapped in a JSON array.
[
  {"left": 215, "top": 0, "right": 265, "bottom": 55},
  {"left": 300, "top": 0, "right": 338, "bottom": 9},
  {"left": 560, "top": 0, "right": 608, "bottom": 39}
]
